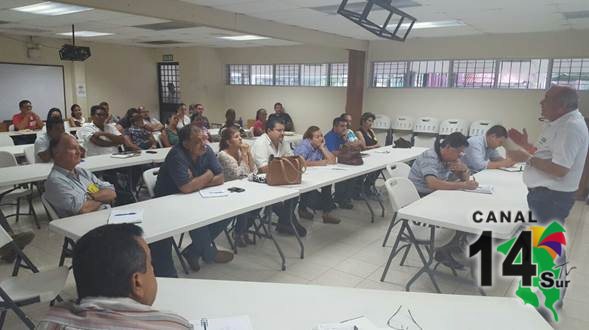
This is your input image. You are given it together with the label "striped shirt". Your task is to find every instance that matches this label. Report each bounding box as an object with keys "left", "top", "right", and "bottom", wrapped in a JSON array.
[{"left": 36, "top": 297, "right": 192, "bottom": 330}]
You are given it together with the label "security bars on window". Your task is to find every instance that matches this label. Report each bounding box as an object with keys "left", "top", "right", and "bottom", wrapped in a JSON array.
[{"left": 552, "top": 58, "right": 589, "bottom": 90}]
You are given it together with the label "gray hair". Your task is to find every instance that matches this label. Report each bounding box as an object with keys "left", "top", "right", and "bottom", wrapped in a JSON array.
[
  {"left": 178, "top": 125, "right": 202, "bottom": 145},
  {"left": 554, "top": 85, "right": 578, "bottom": 112}
]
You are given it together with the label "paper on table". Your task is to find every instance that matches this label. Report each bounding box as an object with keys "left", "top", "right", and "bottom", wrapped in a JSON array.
[
  {"left": 191, "top": 315, "right": 253, "bottom": 330},
  {"left": 108, "top": 209, "right": 143, "bottom": 224},
  {"left": 463, "top": 184, "right": 494, "bottom": 194},
  {"left": 500, "top": 162, "right": 526, "bottom": 172},
  {"left": 314, "top": 316, "right": 385, "bottom": 330},
  {"left": 199, "top": 187, "right": 230, "bottom": 198}
]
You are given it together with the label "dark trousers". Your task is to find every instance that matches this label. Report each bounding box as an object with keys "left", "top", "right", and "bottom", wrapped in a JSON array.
[
  {"left": 235, "top": 209, "right": 260, "bottom": 235},
  {"left": 149, "top": 238, "right": 178, "bottom": 278},
  {"left": 187, "top": 219, "right": 231, "bottom": 263},
  {"left": 334, "top": 180, "right": 354, "bottom": 202},
  {"left": 300, "top": 186, "right": 334, "bottom": 213},
  {"left": 272, "top": 197, "right": 298, "bottom": 226},
  {"left": 527, "top": 187, "right": 575, "bottom": 225}
]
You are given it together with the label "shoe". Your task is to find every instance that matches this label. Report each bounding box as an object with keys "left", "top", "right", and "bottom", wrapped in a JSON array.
[
  {"left": 0, "top": 231, "right": 35, "bottom": 263},
  {"left": 233, "top": 234, "right": 247, "bottom": 248},
  {"left": 322, "top": 214, "right": 341, "bottom": 224},
  {"left": 335, "top": 199, "right": 353, "bottom": 210},
  {"left": 434, "top": 249, "right": 465, "bottom": 271},
  {"left": 181, "top": 248, "right": 200, "bottom": 272},
  {"left": 298, "top": 207, "right": 314, "bottom": 220},
  {"left": 214, "top": 250, "right": 234, "bottom": 263}
]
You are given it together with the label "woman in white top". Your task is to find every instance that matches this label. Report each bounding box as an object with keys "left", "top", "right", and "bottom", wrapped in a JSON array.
[
  {"left": 217, "top": 127, "right": 258, "bottom": 247},
  {"left": 68, "top": 104, "right": 86, "bottom": 127}
]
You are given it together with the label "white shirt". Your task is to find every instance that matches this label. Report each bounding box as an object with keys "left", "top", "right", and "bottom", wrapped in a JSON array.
[
  {"left": 176, "top": 115, "right": 191, "bottom": 130},
  {"left": 79, "top": 122, "right": 122, "bottom": 156},
  {"left": 523, "top": 110, "right": 589, "bottom": 192},
  {"left": 252, "top": 133, "right": 293, "bottom": 168},
  {"left": 33, "top": 133, "right": 50, "bottom": 163}
]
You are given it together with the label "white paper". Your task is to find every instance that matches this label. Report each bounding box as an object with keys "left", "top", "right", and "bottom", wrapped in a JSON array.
[
  {"left": 192, "top": 315, "right": 253, "bottom": 330},
  {"left": 500, "top": 163, "right": 526, "bottom": 172},
  {"left": 314, "top": 316, "right": 385, "bottom": 330},
  {"left": 108, "top": 209, "right": 143, "bottom": 224},
  {"left": 111, "top": 153, "right": 135, "bottom": 159},
  {"left": 199, "top": 187, "right": 229, "bottom": 198},
  {"left": 464, "top": 184, "right": 494, "bottom": 194}
]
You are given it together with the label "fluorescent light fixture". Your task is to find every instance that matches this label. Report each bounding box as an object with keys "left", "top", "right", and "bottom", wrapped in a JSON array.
[
  {"left": 57, "top": 31, "right": 113, "bottom": 37},
  {"left": 218, "top": 35, "right": 270, "bottom": 41},
  {"left": 390, "top": 20, "right": 465, "bottom": 30},
  {"left": 12, "top": 1, "right": 93, "bottom": 16}
]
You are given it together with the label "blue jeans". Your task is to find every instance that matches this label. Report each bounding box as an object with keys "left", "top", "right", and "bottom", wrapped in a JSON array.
[
  {"left": 187, "top": 219, "right": 231, "bottom": 263},
  {"left": 149, "top": 238, "right": 178, "bottom": 278},
  {"left": 527, "top": 187, "right": 575, "bottom": 225}
]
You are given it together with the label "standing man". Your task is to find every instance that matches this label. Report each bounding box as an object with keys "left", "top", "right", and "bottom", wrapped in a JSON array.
[
  {"left": 509, "top": 85, "right": 589, "bottom": 225},
  {"left": 268, "top": 102, "right": 294, "bottom": 132},
  {"left": 12, "top": 100, "right": 43, "bottom": 144},
  {"left": 462, "top": 125, "right": 516, "bottom": 172}
]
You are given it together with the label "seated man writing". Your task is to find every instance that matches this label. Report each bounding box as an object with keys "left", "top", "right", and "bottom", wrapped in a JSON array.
[
  {"left": 153, "top": 125, "right": 233, "bottom": 275},
  {"left": 37, "top": 223, "right": 192, "bottom": 329},
  {"left": 408, "top": 132, "right": 478, "bottom": 269},
  {"left": 44, "top": 133, "right": 117, "bottom": 218},
  {"left": 462, "top": 125, "right": 515, "bottom": 172}
]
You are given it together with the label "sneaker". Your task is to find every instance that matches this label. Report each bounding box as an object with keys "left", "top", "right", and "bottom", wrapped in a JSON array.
[
  {"left": 180, "top": 248, "right": 200, "bottom": 272},
  {"left": 322, "top": 214, "right": 341, "bottom": 224},
  {"left": 434, "top": 249, "right": 465, "bottom": 271},
  {"left": 0, "top": 231, "right": 35, "bottom": 263},
  {"left": 298, "top": 207, "right": 314, "bottom": 220},
  {"left": 214, "top": 250, "right": 234, "bottom": 263}
]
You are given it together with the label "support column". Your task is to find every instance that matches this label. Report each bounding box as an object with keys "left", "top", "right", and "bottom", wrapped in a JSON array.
[
  {"left": 70, "top": 61, "right": 88, "bottom": 119},
  {"left": 345, "top": 49, "right": 366, "bottom": 128}
]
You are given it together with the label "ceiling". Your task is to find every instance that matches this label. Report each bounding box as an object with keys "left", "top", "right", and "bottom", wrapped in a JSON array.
[{"left": 0, "top": 0, "right": 588, "bottom": 48}]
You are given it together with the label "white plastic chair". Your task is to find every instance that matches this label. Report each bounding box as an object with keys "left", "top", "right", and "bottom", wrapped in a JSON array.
[
  {"left": 41, "top": 194, "right": 59, "bottom": 221},
  {"left": 380, "top": 178, "right": 455, "bottom": 282},
  {"left": 469, "top": 120, "right": 497, "bottom": 137},
  {"left": 0, "top": 135, "right": 14, "bottom": 147},
  {"left": 385, "top": 162, "right": 411, "bottom": 179},
  {"left": 392, "top": 116, "right": 414, "bottom": 131},
  {"left": 0, "top": 152, "right": 39, "bottom": 228},
  {"left": 412, "top": 117, "right": 439, "bottom": 148},
  {"left": 23, "top": 145, "right": 35, "bottom": 164},
  {"left": 142, "top": 167, "right": 160, "bottom": 198},
  {"left": 0, "top": 226, "right": 69, "bottom": 329},
  {"left": 8, "top": 125, "right": 15, "bottom": 132},
  {"left": 152, "top": 132, "right": 163, "bottom": 148},
  {"left": 439, "top": 119, "right": 471, "bottom": 136},
  {"left": 373, "top": 114, "right": 392, "bottom": 130}
]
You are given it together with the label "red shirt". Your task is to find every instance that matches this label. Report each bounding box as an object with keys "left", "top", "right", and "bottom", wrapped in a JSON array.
[
  {"left": 12, "top": 112, "right": 39, "bottom": 130},
  {"left": 253, "top": 120, "right": 265, "bottom": 137}
]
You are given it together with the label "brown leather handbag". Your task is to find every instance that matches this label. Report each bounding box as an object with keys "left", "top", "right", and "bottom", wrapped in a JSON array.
[
  {"left": 337, "top": 144, "right": 364, "bottom": 166},
  {"left": 266, "top": 155, "right": 307, "bottom": 186}
]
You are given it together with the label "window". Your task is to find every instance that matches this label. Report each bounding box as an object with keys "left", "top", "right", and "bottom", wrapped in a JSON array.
[
  {"left": 497, "top": 59, "right": 549, "bottom": 89},
  {"left": 330, "top": 63, "right": 348, "bottom": 87},
  {"left": 408, "top": 60, "right": 450, "bottom": 88},
  {"left": 372, "top": 61, "right": 407, "bottom": 87},
  {"left": 275, "top": 64, "right": 299, "bottom": 86},
  {"left": 452, "top": 60, "right": 497, "bottom": 88},
  {"left": 250, "top": 64, "right": 273, "bottom": 85},
  {"left": 301, "top": 64, "right": 328, "bottom": 86},
  {"left": 158, "top": 62, "right": 181, "bottom": 104},
  {"left": 228, "top": 64, "right": 250, "bottom": 85},
  {"left": 551, "top": 58, "right": 589, "bottom": 90}
]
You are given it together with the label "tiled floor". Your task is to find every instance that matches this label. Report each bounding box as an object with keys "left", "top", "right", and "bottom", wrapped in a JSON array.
[{"left": 2, "top": 187, "right": 589, "bottom": 329}]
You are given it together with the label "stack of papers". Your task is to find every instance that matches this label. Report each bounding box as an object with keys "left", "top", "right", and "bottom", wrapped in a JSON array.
[
  {"left": 191, "top": 315, "right": 253, "bottom": 330},
  {"left": 199, "top": 187, "right": 230, "bottom": 198},
  {"left": 108, "top": 209, "right": 143, "bottom": 224},
  {"left": 464, "top": 184, "right": 494, "bottom": 194}
]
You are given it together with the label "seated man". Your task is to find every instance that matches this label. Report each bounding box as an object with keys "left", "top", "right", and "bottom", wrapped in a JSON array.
[
  {"left": 124, "top": 110, "right": 158, "bottom": 150},
  {"left": 12, "top": 99, "right": 43, "bottom": 144},
  {"left": 140, "top": 106, "right": 164, "bottom": 132},
  {"left": 44, "top": 134, "right": 117, "bottom": 218},
  {"left": 462, "top": 125, "right": 516, "bottom": 172},
  {"left": 408, "top": 132, "right": 478, "bottom": 269},
  {"left": 324, "top": 117, "right": 357, "bottom": 209},
  {"left": 115, "top": 107, "right": 139, "bottom": 133},
  {"left": 252, "top": 117, "right": 306, "bottom": 236},
  {"left": 153, "top": 125, "right": 233, "bottom": 274},
  {"left": 268, "top": 102, "right": 294, "bottom": 132},
  {"left": 37, "top": 223, "right": 192, "bottom": 329},
  {"left": 79, "top": 105, "right": 136, "bottom": 157},
  {"left": 34, "top": 118, "right": 66, "bottom": 163}
]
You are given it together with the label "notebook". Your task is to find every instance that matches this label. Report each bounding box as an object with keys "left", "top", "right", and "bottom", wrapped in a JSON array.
[
  {"left": 463, "top": 184, "right": 494, "bottom": 194},
  {"left": 199, "top": 187, "right": 230, "bottom": 198},
  {"left": 108, "top": 209, "right": 143, "bottom": 224}
]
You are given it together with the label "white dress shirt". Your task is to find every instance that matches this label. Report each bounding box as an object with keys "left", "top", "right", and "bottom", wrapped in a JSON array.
[
  {"left": 78, "top": 122, "right": 122, "bottom": 156},
  {"left": 252, "top": 133, "right": 292, "bottom": 169}
]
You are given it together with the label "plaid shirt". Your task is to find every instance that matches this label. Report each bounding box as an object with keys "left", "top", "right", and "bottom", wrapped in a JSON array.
[{"left": 36, "top": 297, "right": 192, "bottom": 330}]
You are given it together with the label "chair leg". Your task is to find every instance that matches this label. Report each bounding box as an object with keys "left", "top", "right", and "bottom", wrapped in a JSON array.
[
  {"left": 178, "top": 233, "right": 184, "bottom": 249},
  {"left": 58, "top": 238, "right": 70, "bottom": 267},
  {"left": 28, "top": 195, "right": 40, "bottom": 229},
  {"left": 0, "top": 310, "right": 6, "bottom": 329},
  {"left": 15, "top": 198, "right": 21, "bottom": 223},
  {"left": 224, "top": 227, "right": 236, "bottom": 254},
  {"left": 381, "top": 221, "right": 410, "bottom": 281},
  {"left": 399, "top": 243, "right": 411, "bottom": 266},
  {"left": 172, "top": 239, "right": 189, "bottom": 275}
]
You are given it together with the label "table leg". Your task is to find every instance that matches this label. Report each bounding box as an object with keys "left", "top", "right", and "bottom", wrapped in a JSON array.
[
  {"left": 262, "top": 208, "right": 287, "bottom": 271},
  {"left": 381, "top": 220, "right": 411, "bottom": 281},
  {"left": 404, "top": 225, "right": 442, "bottom": 293},
  {"left": 287, "top": 198, "right": 304, "bottom": 259}
]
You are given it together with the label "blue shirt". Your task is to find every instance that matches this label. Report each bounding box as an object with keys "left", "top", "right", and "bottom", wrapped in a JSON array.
[
  {"left": 461, "top": 135, "right": 502, "bottom": 172},
  {"left": 294, "top": 139, "right": 324, "bottom": 161},
  {"left": 154, "top": 144, "right": 223, "bottom": 197},
  {"left": 408, "top": 149, "right": 457, "bottom": 195},
  {"left": 324, "top": 130, "right": 345, "bottom": 152}
]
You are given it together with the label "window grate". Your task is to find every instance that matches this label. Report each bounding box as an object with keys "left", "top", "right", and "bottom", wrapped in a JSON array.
[
  {"left": 251, "top": 64, "right": 273, "bottom": 85},
  {"left": 301, "top": 64, "right": 329, "bottom": 86},
  {"left": 372, "top": 61, "right": 407, "bottom": 87},
  {"left": 551, "top": 58, "right": 589, "bottom": 90},
  {"left": 228, "top": 64, "right": 250, "bottom": 85},
  {"left": 275, "top": 64, "right": 300, "bottom": 86},
  {"left": 497, "top": 59, "right": 549, "bottom": 89},
  {"left": 453, "top": 59, "right": 497, "bottom": 88},
  {"left": 159, "top": 63, "right": 181, "bottom": 103},
  {"left": 408, "top": 60, "right": 450, "bottom": 88},
  {"left": 330, "top": 63, "right": 348, "bottom": 87}
]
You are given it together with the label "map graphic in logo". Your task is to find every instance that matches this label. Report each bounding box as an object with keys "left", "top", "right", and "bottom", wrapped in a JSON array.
[{"left": 497, "top": 222, "right": 567, "bottom": 321}]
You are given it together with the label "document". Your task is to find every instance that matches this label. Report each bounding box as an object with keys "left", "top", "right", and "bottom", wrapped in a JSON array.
[
  {"left": 199, "top": 187, "right": 230, "bottom": 198},
  {"left": 108, "top": 209, "right": 143, "bottom": 224},
  {"left": 500, "top": 163, "right": 526, "bottom": 172},
  {"left": 192, "top": 315, "right": 253, "bottom": 330},
  {"left": 464, "top": 184, "right": 494, "bottom": 194}
]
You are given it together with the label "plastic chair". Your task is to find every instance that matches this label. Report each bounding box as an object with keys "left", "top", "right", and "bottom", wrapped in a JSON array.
[
  {"left": 469, "top": 120, "right": 497, "bottom": 137},
  {"left": 23, "top": 145, "right": 35, "bottom": 165},
  {"left": 142, "top": 167, "right": 160, "bottom": 198},
  {"left": 373, "top": 114, "right": 392, "bottom": 130},
  {"left": 0, "top": 135, "right": 14, "bottom": 147},
  {"left": 392, "top": 116, "right": 414, "bottom": 131},
  {"left": 439, "top": 119, "right": 471, "bottom": 136},
  {"left": 380, "top": 178, "right": 456, "bottom": 285},
  {"left": 0, "top": 226, "right": 69, "bottom": 329},
  {"left": 385, "top": 162, "right": 411, "bottom": 179},
  {"left": 0, "top": 152, "right": 39, "bottom": 228},
  {"left": 8, "top": 125, "right": 15, "bottom": 132},
  {"left": 412, "top": 117, "right": 439, "bottom": 148}
]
